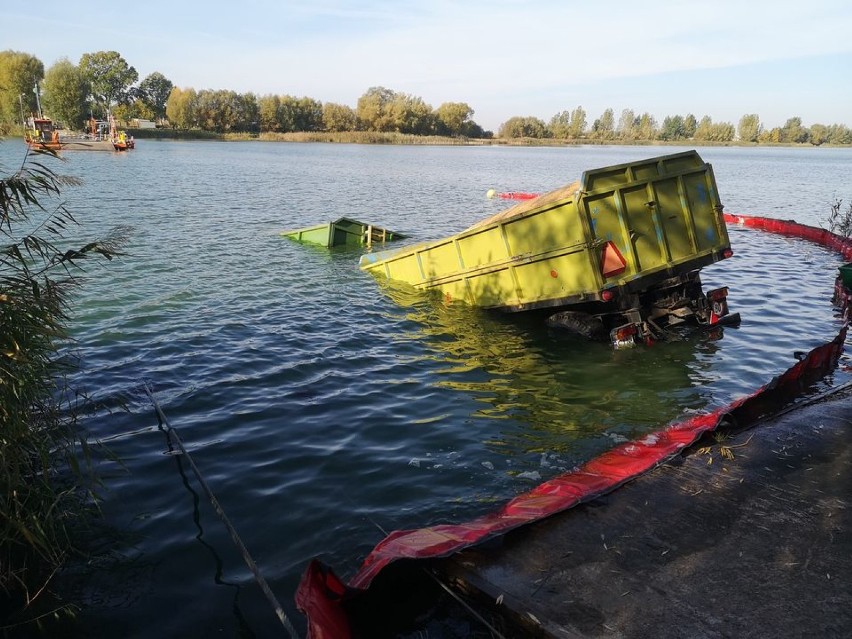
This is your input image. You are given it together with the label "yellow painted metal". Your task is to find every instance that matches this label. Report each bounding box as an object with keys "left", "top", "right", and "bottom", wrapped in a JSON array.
[{"left": 359, "top": 151, "right": 730, "bottom": 311}]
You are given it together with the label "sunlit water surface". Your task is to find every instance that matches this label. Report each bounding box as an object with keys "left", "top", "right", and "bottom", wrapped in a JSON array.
[{"left": 1, "top": 142, "right": 850, "bottom": 638}]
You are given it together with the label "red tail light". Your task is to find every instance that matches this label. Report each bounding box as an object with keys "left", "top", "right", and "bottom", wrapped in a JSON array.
[
  {"left": 601, "top": 289, "right": 615, "bottom": 302},
  {"left": 722, "top": 248, "right": 734, "bottom": 259},
  {"left": 612, "top": 324, "right": 638, "bottom": 341}
]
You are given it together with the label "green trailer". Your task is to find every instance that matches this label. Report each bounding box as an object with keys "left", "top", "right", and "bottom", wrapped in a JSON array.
[{"left": 282, "top": 218, "right": 404, "bottom": 248}]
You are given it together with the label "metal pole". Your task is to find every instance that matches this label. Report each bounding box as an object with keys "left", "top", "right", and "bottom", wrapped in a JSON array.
[{"left": 33, "top": 81, "right": 42, "bottom": 118}]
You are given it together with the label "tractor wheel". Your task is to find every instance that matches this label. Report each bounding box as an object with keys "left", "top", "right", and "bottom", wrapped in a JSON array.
[{"left": 545, "top": 311, "right": 608, "bottom": 341}]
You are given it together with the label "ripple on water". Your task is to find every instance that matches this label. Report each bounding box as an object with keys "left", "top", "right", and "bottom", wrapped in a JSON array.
[{"left": 6, "top": 142, "right": 847, "bottom": 637}]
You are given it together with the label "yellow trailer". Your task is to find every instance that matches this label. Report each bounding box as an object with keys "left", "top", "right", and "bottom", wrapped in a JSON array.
[{"left": 360, "top": 151, "right": 738, "bottom": 347}]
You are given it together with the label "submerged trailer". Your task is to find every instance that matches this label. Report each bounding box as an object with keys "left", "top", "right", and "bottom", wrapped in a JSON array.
[
  {"left": 281, "top": 217, "right": 404, "bottom": 248},
  {"left": 359, "top": 151, "right": 738, "bottom": 347}
]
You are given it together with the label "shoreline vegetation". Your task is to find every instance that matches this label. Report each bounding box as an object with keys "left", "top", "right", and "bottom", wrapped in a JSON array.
[
  {"left": 195, "top": 131, "right": 852, "bottom": 147},
  {"left": 1, "top": 147, "right": 128, "bottom": 629},
  {"left": 99, "top": 129, "right": 852, "bottom": 148},
  {"left": 3, "top": 50, "right": 852, "bottom": 148},
  {"left": 6, "top": 125, "right": 848, "bottom": 148}
]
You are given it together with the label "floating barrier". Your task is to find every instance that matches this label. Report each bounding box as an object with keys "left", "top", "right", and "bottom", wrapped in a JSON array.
[
  {"left": 296, "top": 214, "right": 852, "bottom": 639},
  {"left": 723, "top": 213, "right": 852, "bottom": 262},
  {"left": 486, "top": 189, "right": 541, "bottom": 200}
]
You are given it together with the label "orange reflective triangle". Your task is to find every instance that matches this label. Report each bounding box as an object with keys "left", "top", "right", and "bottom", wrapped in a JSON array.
[{"left": 601, "top": 241, "right": 627, "bottom": 277}]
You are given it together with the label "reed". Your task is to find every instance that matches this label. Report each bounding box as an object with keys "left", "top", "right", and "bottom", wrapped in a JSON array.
[
  {"left": 827, "top": 197, "right": 852, "bottom": 239},
  {"left": 254, "top": 130, "right": 488, "bottom": 145},
  {"left": 0, "top": 146, "right": 127, "bottom": 626}
]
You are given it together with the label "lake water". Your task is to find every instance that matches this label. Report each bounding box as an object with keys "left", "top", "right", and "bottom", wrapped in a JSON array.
[{"left": 2, "top": 141, "right": 851, "bottom": 638}]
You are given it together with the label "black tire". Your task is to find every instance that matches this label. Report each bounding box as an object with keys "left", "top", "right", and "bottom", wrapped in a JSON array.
[{"left": 545, "top": 311, "right": 608, "bottom": 341}]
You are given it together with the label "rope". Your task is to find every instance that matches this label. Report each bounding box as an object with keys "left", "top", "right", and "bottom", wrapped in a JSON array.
[{"left": 143, "top": 383, "right": 301, "bottom": 639}]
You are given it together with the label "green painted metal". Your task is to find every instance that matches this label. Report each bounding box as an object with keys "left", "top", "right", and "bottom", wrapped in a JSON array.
[
  {"left": 281, "top": 218, "right": 404, "bottom": 248},
  {"left": 839, "top": 263, "right": 852, "bottom": 288}
]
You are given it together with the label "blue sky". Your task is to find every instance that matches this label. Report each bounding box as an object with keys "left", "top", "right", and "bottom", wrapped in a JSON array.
[{"left": 5, "top": 0, "right": 852, "bottom": 131}]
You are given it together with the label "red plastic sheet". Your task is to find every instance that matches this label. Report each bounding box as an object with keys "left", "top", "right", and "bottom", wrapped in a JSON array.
[{"left": 296, "top": 215, "right": 851, "bottom": 638}]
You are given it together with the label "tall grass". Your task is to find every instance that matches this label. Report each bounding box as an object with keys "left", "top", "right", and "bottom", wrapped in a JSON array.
[
  {"left": 827, "top": 196, "right": 852, "bottom": 239},
  {"left": 0, "top": 146, "right": 128, "bottom": 627}
]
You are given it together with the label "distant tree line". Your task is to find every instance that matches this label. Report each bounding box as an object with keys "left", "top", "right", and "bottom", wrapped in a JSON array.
[
  {"left": 2, "top": 48, "right": 851, "bottom": 145},
  {"left": 0, "top": 50, "right": 487, "bottom": 138},
  {"left": 166, "top": 85, "right": 487, "bottom": 137},
  {"left": 500, "top": 107, "right": 852, "bottom": 145}
]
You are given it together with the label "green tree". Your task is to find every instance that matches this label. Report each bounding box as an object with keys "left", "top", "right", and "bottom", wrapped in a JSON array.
[
  {"left": 276, "top": 95, "right": 323, "bottom": 132},
  {"left": 715, "top": 121, "right": 735, "bottom": 142},
  {"left": 780, "top": 117, "right": 808, "bottom": 143},
  {"left": 683, "top": 114, "right": 697, "bottom": 138},
  {"left": 258, "top": 94, "right": 281, "bottom": 132},
  {"left": 276, "top": 95, "right": 298, "bottom": 132},
  {"left": 322, "top": 102, "right": 357, "bottom": 132},
  {"left": 808, "top": 124, "right": 829, "bottom": 146},
  {"left": 549, "top": 107, "right": 587, "bottom": 139},
  {"left": 41, "top": 58, "right": 89, "bottom": 130},
  {"left": 549, "top": 110, "right": 571, "bottom": 139},
  {"left": 78, "top": 51, "right": 138, "bottom": 118},
  {"left": 694, "top": 116, "right": 735, "bottom": 141},
  {"left": 498, "top": 116, "right": 549, "bottom": 138},
  {"left": 165, "top": 86, "right": 197, "bottom": 128},
  {"left": 435, "top": 102, "right": 474, "bottom": 136},
  {"left": 694, "top": 115, "right": 714, "bottom": 140},
  {"left": 113, "top": 99, "right": 155, "bottom": 125},
  {"left": 195, "top": 89, "right": 253, "bottom": 132},
  {"left": 827, "top": 124, "right": 852, "bottom": 145},
  {"left": 356, "top": 86, "right": 396, "bottom": 131},
  {"left": 194, "top": 89, "right": 220, "bottom": 131},
  {"left": 759, "top": 127, "right": 782, "bottom": 143},
  {"left": 591, "top": 108, "right": 615, "bottom": 140},
  {"left": 737, "top": 113, "right": 761, "bottom": 142},
  {"left": 293, "top": 96, "right": 323, "bottom": 132},
  {"left": 659, "top": 115, "right": 686, "bottom": 140},
  {"left": 462, "top": 121, "right": 488, "bottom": 138},
  {"left": 388, "top": 93, "right": 434, "bottom": 134},
  {"left": 616, "top": 108, "right": 636, "bottom": 140},
  {"left": 0, "top": 50, "right": 44, "bottom": 128},
  {"left": 138, "top": 72, "right": 173, "bottom": 120},
  {"left": 238, "top": 92, "right": 259, "bottom": 132},
  {"left": 635, "top": 112, "right": 657, "bottom": 140},
  {"left": 808, "top": 123, "right": 828, "bottom": 146},
  {"left": 568, "top": 107, "right": 587, "bottom": 139}
]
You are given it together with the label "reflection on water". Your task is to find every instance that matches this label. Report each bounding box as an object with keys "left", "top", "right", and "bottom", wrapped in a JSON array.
[{"left": 378, "top": 278, "right": 725, "bottom": 463}]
